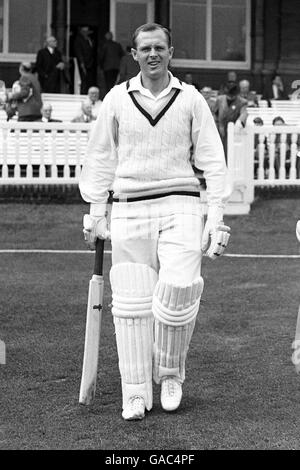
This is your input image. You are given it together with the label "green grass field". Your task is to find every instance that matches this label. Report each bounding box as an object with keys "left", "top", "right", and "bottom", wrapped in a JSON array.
[{"left": 0, "top": 198, "right": 299, "bottom": 450}]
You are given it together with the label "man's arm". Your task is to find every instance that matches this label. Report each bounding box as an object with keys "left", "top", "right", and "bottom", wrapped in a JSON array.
[
  {"left": 9, "top": 76, "right": 32, "bottom": 101},
  {"left": 192, "top": 92, "right": 229, "bottom": 215},
  {"left": 79, "top": 88, "right": 118, "bottom": 217},
  {"left": 191, "top": 91, "right": 231, "bottom": 258}
]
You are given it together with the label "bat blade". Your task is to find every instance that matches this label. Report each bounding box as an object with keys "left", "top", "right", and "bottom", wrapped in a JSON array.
[{"left": 79, "top": 274, "right": 104, "bottom": 405}]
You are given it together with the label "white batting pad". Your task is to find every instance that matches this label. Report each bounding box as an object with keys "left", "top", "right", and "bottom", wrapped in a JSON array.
[
  {"left": 152, "top": 278, "right": 203, "bottom": 384},
  {"left": 110, "top": 263, "right": 158, "bottom": 410}
]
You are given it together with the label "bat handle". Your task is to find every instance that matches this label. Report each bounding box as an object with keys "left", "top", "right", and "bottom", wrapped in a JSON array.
[{"left": 94, "top": 238, "right": 105, "bottom": 276}]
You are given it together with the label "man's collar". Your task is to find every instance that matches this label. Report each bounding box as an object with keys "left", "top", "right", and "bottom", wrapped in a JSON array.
[{"left": 127, "top": 72, "right": 183, "bottom": 97}]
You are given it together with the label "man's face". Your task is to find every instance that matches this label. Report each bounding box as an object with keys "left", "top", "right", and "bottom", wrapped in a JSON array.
[
  {"left": 228, "top": 71, "right": 237, "bottom": 82},
  {"left": 132, "top": 29, "right": 173, "bottom": 81},
  {"left": 201, "top": 87, "right": 212, "bottom": 100},
  {"left": 274, "top": 119, "right": 284, "bottom": 126},
  {"left": 88, "top": 89, "right": 99, "bottom": 103},
  {"left": 43, "top": 106, "right": 52, "bottom": 119},
  {"left": 81, "top": 27, "right": 90, "bottom": 39},
  {"left": 47, "top": 37, "right": 57, "bottom": 49},
  {"left": 239, "top": 82, "right": 249, "bottom": 95},
  {"left": 185, "top": 74, "right": 193, "bottom": 84},
  {"left": 83, "top": 103, "right": 92, "bottom": 116}
]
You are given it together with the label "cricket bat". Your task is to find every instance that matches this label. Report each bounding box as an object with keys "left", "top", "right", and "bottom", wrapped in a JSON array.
[{"left": 79, "top": 237, "right": 105, "bottom": 405}]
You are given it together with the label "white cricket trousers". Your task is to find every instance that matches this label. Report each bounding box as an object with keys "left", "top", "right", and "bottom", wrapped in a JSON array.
[
  {"left": 110, "top": 195, "right": 204, "bottom": 283},
  {"left": 110, "top": 195, "right": 204, "bottom": 408}
]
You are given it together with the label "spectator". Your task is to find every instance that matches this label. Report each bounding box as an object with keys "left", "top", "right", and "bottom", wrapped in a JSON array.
[
  {"left": 5, "top": 62, "right": 42, "bottom": 121},
  {"left": 86, "top": 86, "right": 102, "bottom": 119},
  {"left": 116, "top": 46, "right": 140, "bottom": 84},
  {"left": 262, "top": 73, "right": 288, "bottom": 106},
  {"left": 213, "top": 81, "right": 248, "bottom": 160},
  {"left": 72, "top": 101, "right": 96, "bottom": 123},
  {"left": 219, "top": 71, "right": 237, "bottom": 95},
  {"left": 239, "top": 80, "right": 258, "bottom": 107},
  {"left": 253, "top": 117, "right": 264, "bottom": 126},
  {"left": 273, "top": 116, "right": 285, "bottom": 126},
  {"left": 99, "top": 32, "right": 125, "bottom": 93},
  {"left": 41, "top": 103, "right": 62, "bottom": 122},
  {"left": 35, "top": 36, "right": 65, "bottom": 93},
  {"left": 73, "top": 26, "right": 96, "bottom": 94},
  {"left": 200, "top": 86, "right": 216, "bottom": 113},
  {"left": 253, "top": 117, "right": 268, "bottom": 178},
  {"left": 272, "top": 116, "right": 289, "bottom": 177},
  {"left": 184, "top": 72, "right": 200, "bottom": 91}
]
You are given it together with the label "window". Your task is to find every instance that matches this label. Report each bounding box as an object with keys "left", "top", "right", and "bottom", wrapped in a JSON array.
[
  {"left": 110, "top": 0, "right": 155, "bottom": 50},
  {"left": 170, "top": 0, "right": 251, "bottom": 69},
  {"left": 0, "top": 0, "right": 51, "bottom": 61}
]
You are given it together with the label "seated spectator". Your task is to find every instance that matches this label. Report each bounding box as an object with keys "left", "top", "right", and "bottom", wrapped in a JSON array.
[
  {"left": 184, "top": 72, "right": 200, "bottom": 91},
  {"left": 273, "top": 116, "right": 285, "bottom": 126},
  {"left": 200, "top": 86, "right": 216, "bottom": 113},
  {"left": 41, "top": 103, "right": 62, "bottom": 122},
  {"left": 72, "top": 101, "right": 96, "bottom": 123},
  {"left": 213, "top": 81, "right": 248, "bottom": 160},
  {"left": 5, "top": 62, "right": 42, "bottom": 121},
  {"left": 253, "top": 117, "right": 268, "bottom": 178},
  {"left": 271, "top": 116, "right": 297, "bottom": 178},
  {"left": 219, "top": 71, "right": 237, "bottom": 95},
  {"left": 116, "top": 46, "right": 140, "bottom": 84},
  {"left": 262, "top": 73, "right": 288, "bottom": 106},
  {"left": 239, "top": 80, "right": 258, "bottom": 107},
  {"left": 86, "top": 86, "right": 102, "bottom": 119},
  {"left": 253, "top": 117, "right": 264, "bottom": 126}
]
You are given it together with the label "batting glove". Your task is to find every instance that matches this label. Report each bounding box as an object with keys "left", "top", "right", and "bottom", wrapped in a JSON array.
[
  {"left": 296, "top": 220, "right": 300, "bottom": 243},
  {"left": 201, "top": 219, "right": 231, "bottom": 260},
  {"left": 83, "top": 214, "right": 110, "bottom": 250}
]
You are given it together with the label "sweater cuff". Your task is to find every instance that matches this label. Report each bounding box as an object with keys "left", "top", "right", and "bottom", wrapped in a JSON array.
[
  {"left": 90, "top": 203, "right": 107, "bottom": 217},
  {"left": 207, "top": 206, "right": 224, "bottom": 223}
]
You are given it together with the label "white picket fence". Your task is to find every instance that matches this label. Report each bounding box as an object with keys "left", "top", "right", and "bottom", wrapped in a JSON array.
[
  {"left": 1, "top": 120, "right": 300, "bottom": 213},
  {"left": 0, "top": 121, "right": 92, "bottom": 184},
  {"left": 227, "top": 122, "right": 300, "bottom": 211}
]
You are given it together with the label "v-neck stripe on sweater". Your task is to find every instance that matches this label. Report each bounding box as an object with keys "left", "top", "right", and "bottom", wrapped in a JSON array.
[{"left": 126, "top": 79, "right": 181, "bottom": 127}]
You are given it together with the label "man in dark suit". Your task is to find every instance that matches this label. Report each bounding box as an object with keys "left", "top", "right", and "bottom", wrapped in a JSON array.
[
  {"left": 99, "top": 31, "right": 124, "bottom": 93},
  {"left": 73, "top": 26, "right": 96, "bottom": 95},
  {"left": 213, "top": 81, "right": 248, "bottom": 160},
  {"left": 36, "top": 36, "right": 65, "bottom": 93},
  {"left": 262, "top": 73, "right": 288, "bottom": 106}
]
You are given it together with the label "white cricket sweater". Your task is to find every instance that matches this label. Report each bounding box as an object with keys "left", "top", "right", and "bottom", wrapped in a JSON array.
[{"left": 79, "top": 72, "right": 227, "bottom": 219}]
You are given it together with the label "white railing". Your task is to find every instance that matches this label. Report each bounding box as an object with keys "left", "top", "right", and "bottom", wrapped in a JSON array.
[
  {"left": 227, "top": 122, "right": 300, "bottom": 193},
  {"left": 1, "top": 120, "right": 299, "bottom": 214},
  {"left": 0, "top": 121, "right": 92, "bottom": 184},
  {"left": 252, "top": 125, "right": 300, "bottom": 186}
]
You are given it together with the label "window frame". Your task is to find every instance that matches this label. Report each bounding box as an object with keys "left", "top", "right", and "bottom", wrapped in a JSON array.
[
  {"left": 170, "top": 0, "right": 251, "bottom": 70},
  {"left": 110, "top": 0, "right": 155, "bottom": 40},
  {"left": 0, "top": 0, "right": 52, "bottom": 62}
]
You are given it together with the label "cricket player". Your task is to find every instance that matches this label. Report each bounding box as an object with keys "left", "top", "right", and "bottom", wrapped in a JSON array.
[{"left": 79, "top": 23, "right": 231, "bottom": 420}]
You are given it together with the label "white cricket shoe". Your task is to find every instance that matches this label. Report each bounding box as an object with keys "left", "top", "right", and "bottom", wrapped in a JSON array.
[
  {"left": 161, "top": 377, "right": 183, "bottom": 411},
  {"left": 122, "top": 396, "right": 146, "bottom": 421}
]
